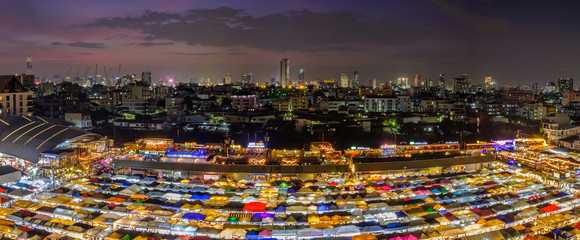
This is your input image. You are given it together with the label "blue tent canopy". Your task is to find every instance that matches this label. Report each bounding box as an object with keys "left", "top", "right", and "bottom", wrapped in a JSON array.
[
  {"left": 395, "top": 211, "right": 407, "bottom": 218},
  {"left": 182, "top": 212, "right": 206, "bottom": 220},
  {"left": 385, "top": 222, "right": 403, "bottom": 228},
  {"left": 190, "top": 194, "right": 211, "bottom": 200}
]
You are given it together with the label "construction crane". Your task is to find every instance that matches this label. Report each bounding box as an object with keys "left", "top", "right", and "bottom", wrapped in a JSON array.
[
  {"left": 64, "top": 67, "right": 72, "bottom": 81},
  {"left": 83, "top": 66, "right": 91, "bottom": 82},
  {"left": 117, "top": 63, "right": 122, "bottom": 77},
  {"left": 103, "top": 66, "right": 113, "bottom": 84}
]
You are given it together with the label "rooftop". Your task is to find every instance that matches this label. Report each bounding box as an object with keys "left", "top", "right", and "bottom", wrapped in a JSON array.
[{"left": 0, "top": 116, "right": 101, "bottom": 162}]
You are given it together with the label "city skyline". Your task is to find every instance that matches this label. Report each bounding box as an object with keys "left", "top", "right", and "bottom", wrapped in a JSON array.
[{"left": 1, "top": 0, "right": 580, "bottom": 85}]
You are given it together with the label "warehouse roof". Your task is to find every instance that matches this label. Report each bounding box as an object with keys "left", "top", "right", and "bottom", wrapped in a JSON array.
[{"left": 0, "top": 116, "right": 101, "bottom": 162}]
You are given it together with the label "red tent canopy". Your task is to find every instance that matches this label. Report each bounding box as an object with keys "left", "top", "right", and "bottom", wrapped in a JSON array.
[
  {"left": 19, "top": 226, "right": 32, "bottom": 232},
  {"left": 243, "top": 202, "right": 266, "bottom": 212},
  {"left": 540, "top": 205, "right": 561, "bottom": 213}
]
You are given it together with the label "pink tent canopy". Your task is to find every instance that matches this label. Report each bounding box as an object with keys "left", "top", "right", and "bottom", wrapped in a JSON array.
[{"left": 259, "top": 230, "right": 272, "bottom": 236}]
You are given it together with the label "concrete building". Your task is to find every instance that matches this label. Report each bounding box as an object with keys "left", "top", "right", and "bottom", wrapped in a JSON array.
[
  {"left": 113, "top": 119, "right": 166, "bottom": 130},
  {"left": 451, "top": 75, "right": 468, "bottom": 94},
  {"left": 291, "top": 96, "right": 309, "bottom": 110},
  {"left": 298, "top": 69, "right": 305, "bottom": 84},
  {"left": 340, "top": 72, "right": 349, "bottom": 88},
  {"left": 359, "top": 86, "right": 393, "bottom": 97},
  {"left": 543, "top": 123, "right": 580, "bottom": 141},
  {"left": 166, "top": 97, "right": 185, "bottom": 124},
  {"left": 364, "top": 96, "right": 398, "bottom": 112},
  {"left": 558, "top": 78, "right": 573, "bottom": 93},
  {"left": 121, "top": 99, "right": 157, "bottom": 115},
  {"left": 0, "top": 75, "right": 33, "bottom": 117},
  {"left": 397, "top": 77, "right": 409, "bottom": 89},
  {"left": 563, "top": 90, "right": 580, "bottom": 106},
  {"left": 141, "top": 71, "right": 152, "bottom": 85},
  {"left": 129, "top": 84, "right": 152, "bottom": 100},
  {"left": 353, "top": 71, "right": 360, "bottom": 88},
  {"left": 230, "top": 95, "right": 258, "bottom": 111},
  {"left": 280, "top": 58, "right": 289, "bottom": 86},
  {"left": 224, "top": 73, "right": 232, "bottom": 84},
  {"left": 504, "top": 90, "right": 534, "bottom": 101},
  {"left": 484, "top": 76, "right": 496, "bottom": 90},
  {"left": 64, "top": 112, "right": 93, "bottom": 130}
]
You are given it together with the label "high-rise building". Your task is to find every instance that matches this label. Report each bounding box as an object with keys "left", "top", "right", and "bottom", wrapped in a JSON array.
[
  {"left": 340, "top": 72, "right": 349, "bottom": 88},
  {"left": 414, "top": 74, "right": 420, "bottom": 87},
  {"left": 372, "top": 78, "right": 377, "bottom": 89},
  {"left": 425, "top": 78, "right": 434, "bottom": 88},
  {"left": 397, "top": 77, "right": 409, "bottom": 89},
  {"left": 438, "top": 74, "right": 445, "bottom": 89},
  {"left": 20, "top": 75, "right": 35, "bottom": 89},
  {"left": 353, "top": 71, "right": 360, "bottom": 88},
  {"left": 26, "top": 55, "right": 32, "bottom": 75},
  {"left": 298, "top": 69, "right": 304, "bottom": 83},
  {"left": 558, "top": 78, "right": 574, "bottom": 93},
  {"left": 20, "top": 55, "right": 36, "bottom": 88},
  {"left": 141, "top": 71, "right": 152, "bottom": 85},
  {"left": 224, "top": 73, "right": 232, "bottom": 84},
  {"left": 484, "top": 76, "right": 496, "bottom": 90},
  {"left": 241, "top": 73, "right": 253, "bottom": 84},
  {"left": 452, "top": 75, "right": 468, "bottom": 94},
  {"left": 280, "top": 58, "right": 289, "bottom": 86},
  {"left": 0, "top": 75, "right": 33, "bottom": 117}
]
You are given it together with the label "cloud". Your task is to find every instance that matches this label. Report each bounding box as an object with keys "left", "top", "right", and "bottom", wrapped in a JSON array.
[
  {"left": 67, "top": 42, "right": 104, "bottom": 48},
  {"left": 82, "top": 7, "right": 422, "bottom": 52},
  {"left": 164, "top": 49, "right": 243, "bottom": 56},
  {"left": 53, "top": 41, "right": 104, "bottom": 48},
  {"left": 429, "top": 0, "right": 509, "bottom": 31},
  {"left": 388, "top": 50, "right": 481, "bottom": 63},
  {"left": 137, "top": 42, "right": 173, "bottom": 47}
]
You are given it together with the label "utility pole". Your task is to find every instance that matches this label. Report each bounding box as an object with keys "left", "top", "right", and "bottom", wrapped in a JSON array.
[
  {"left": 264, "top": 132, "right": 270, "bottom": 160},
  {"left": 94, "top": 64, "right": 98, "bottom": 85}
]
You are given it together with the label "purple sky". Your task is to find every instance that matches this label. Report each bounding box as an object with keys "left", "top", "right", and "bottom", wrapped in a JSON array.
[{"left": 1, "top": 0, "right": 579, "bottom": 86}]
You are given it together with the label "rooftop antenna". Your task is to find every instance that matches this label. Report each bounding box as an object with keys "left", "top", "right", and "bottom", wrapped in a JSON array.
[{"left": 562, "top": 67, "right": 565, "bottom": 79}]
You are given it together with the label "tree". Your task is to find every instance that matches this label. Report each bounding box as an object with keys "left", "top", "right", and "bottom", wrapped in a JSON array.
[
  {"left": 221, "top": 97, "right": 232, "bottom": 108},
  {"left": 183, "top": 96, "right": 193, "bottom": 110}
]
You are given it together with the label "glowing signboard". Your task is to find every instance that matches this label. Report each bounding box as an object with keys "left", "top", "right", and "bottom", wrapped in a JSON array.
[{"left": 247, "top": 142, "right": 265, "bottom": 149}]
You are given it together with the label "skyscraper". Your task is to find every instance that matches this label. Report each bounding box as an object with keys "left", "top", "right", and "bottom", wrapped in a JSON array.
[
  {"left": 340, "top": 72, "right": 349, "bottom": 88},
  {"left": 558, "top": 78, "right": 573, "bottom": 93},
  {"left": 21, "top": 55, "right": 35, "bottom": 88},
  {"left": 280, "top": 58, "right": 289, "bottom": 86},
  {"left": 26, "top": 55, "right": 32, "bottom": 75},
  {"left": 241, "top": 73, "right": 253, "bottom": 84},
  {"left": 438, "top": 74, "right": 445, "bottom": 90},
  {"left": 397, "top": 77, "right": 409, "bottom": 89},
  {"left": 484, "top": 76, "right": 496, "bottom": 90},
  {"left": 425, "top": 78, "right": 434, "bottom": 88},
  {"left": 224, "top": 73, "right": 232, "bottom": 84},
  {"left": 141, "top": 71, "right": 152, "bottom": 85},
  {"left": 452, "top": 75, "right": 468, "bottom": 94},
  {"left": 414, "top": 74, "right": 420, "bottom": 87},
  {"left": 298, "top": 69, "right": 304, "bottom": 83},
  {"left": 353, "top": 71, "right": 360, "bottom": 88}
]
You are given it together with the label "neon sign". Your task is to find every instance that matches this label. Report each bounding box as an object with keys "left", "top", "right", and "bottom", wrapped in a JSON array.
[{"left": 247, "top": 142, "right": 265, "bottom": 148}]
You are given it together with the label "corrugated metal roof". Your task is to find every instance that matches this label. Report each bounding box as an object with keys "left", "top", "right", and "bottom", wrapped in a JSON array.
[{"left": 0, "top": 116, "right": 101, "bottom": 162}]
